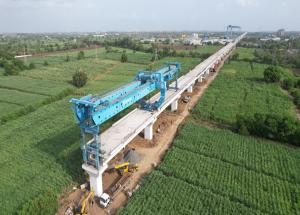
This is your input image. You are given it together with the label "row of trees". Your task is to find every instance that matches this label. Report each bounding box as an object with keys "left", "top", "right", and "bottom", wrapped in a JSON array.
[
  {"left": 234, "top": 65, "right": 300, "bottom": 146},
  {"left": 104, "top": 37, "right": 215, "bottom": 61},
  {"left": 236, "top": 113, "right": 300, "bottom": 146},
  {"left": 263, "top": 65, "right": 300, "bottom": 108},
  {"left": 0, "top": 51, "right": 30, "bottom": 75}
]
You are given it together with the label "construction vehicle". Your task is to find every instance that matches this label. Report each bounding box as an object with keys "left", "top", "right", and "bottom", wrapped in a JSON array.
[
  {"left": 99, "top": 193, "right": 111, "bottom": 208},
  {"left": 182, "top": 96, "right": 191, "bottom": 103},
  {"left": 74, "top": 191, "right": 94, "bottom": 215},
  {"left": 114, "top": 162, "right": 138, "bottom": 175}
]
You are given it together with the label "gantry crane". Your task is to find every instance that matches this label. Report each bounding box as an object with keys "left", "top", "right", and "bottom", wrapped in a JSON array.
[
  {"left": 70, "top": 62, "right": 181, "bottom": 169},
  {"left": 226, "top": 25, "right": 242, "bottom": 40}
]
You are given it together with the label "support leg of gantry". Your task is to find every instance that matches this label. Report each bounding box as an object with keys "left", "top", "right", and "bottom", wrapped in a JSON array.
[
  {"left": 171, "top": 99, "right": 178, "bottom": 112},
  {"left": 144, "top": 122, "right": 154, "bottom": 140},
  {"left": 187, "top": 85, "right": 193, "bottom": 93},
  {"left": 82, "top": 164, "right": 107, "bottom": 197}
]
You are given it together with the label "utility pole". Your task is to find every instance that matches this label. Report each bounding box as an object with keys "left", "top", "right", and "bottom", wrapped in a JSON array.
[
  {"left": 24, "top": 46, "right": 27, "bottom": 64},
  {"left": 154, "top": 48, "right": 158, "bottom": 61}
]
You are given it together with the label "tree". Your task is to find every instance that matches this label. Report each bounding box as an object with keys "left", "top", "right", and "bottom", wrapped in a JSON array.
[
  {"left": 263, "top": 66, "right": 281, "bottom": 83},
  {"left": 72, "top": 69, "right": 87, "bottom": 88},
  {"left": 121, "top": 50, "right": 128, "bottom": 63},
  {"left": 236, "top": 113, "right": 300, "bottom": 146},
  {"left": 296, "top": 79, "right": 300, "bottom": 89},
  {"left": 104, "top": 44, "right": 112, "bottom": 53},
  {"left": 282, "top": 78, "right": 295, "bottom": 90},
  {"left": 77, "top": 51, "right": 85, "bottom": 60},
  {"left": 13, "top": 59, "right": 26, "bottom": 70},
  {"left": 231, "top": 53, "right": 239, "bottom": 61},
  {"left": 43, "top": 60, "right": 49, "bottom": 66},
  {"left": 65, "top": 55, "right": 70, "bottom": 62},
  {"left": 236, "top": 115, "right": 249, "bottom": 135},
  {"left": 4, "top": 62, "right": 19, "bottom": 75},
  {"left": 29, "top": 62, "right": 36, "bottom": 70}
]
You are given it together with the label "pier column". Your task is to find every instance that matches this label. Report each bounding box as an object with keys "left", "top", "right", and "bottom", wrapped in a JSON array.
[
  {"left": 83, "top": 164, "right": 106, "bottom": 197},
  {"left": 188, "top": 85, "right": 193, "bottom": 93},
  {"left": 144, "top": 122, "right": 154, "bottom": 140},
  {"left": 198, "top": 76, "right": 203, "bottom": 83},
  {"left": 171, "top": 99, "right": 178, "bottom": 111},
  {"left": 89, "top": 173, "right": 103, "bottom": 197}
]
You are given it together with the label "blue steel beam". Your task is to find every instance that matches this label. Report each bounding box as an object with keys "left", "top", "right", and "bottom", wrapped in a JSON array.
[{"left": 70, "top": 62, "right": 181, "bottom": 169}]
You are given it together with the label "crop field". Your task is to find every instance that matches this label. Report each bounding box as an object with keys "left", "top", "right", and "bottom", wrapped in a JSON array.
[
  {"left": 22, "top": 59, "right": 118, "bottom": 82},
  {"left": 26, "top": 47, "right": 153, "bottom": 67},
  {"left": 119, "top": 124, "right": 300, "bottom": 215},
  {"left": 0, "top": 88, "right": 48, "bottom": 105},
  {"left": 0, "top": 98, "right": 81, "bottom": 214},
  {"left": 0, "top": 76, "right": 72, "bottom": 96},
  {"left": 0, "top": 88, "right": 48, "bottom": 117},
  {"left": 186, "top": 45, "right": 222, "bottom": 54},
  {"left": 0, "top": 102, "right": 21, "bottom": 116},
  {"left": 97, "top": 49, "right": 153, "bottom": 65},
  {"left": 152, "top": 57, "right": 201, "bottom": 75},
  {"left": 235, "top": 47, "right": 256, "bottom": 60},
  {"left": 193, "top": 61, "right": 296, "bottom": 125}
]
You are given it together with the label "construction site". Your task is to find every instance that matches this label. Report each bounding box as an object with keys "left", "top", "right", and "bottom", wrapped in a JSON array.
[
  {"left": 57, "top": 33, "right": 247, "bottom": 215},
  {"left": 2, "top": 1, "right": 300, "bottom": 214}
]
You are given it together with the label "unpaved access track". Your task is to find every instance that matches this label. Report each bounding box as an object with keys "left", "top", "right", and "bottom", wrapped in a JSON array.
[{"left": 57, "top": 61, "right": 225, "bottom": 215}]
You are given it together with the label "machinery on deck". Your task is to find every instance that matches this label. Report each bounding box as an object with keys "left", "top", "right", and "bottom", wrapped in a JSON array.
[
  {"left": 226, "top": 25, "right": 242, "bottom": 40},
  {"left": 70, "top": 62, "right": 181, "bottom": 169}
]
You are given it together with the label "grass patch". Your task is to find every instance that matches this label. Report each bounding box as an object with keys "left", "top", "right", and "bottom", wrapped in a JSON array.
[
  {"left": 193, "top": 61, "right": 296, "bottom": 125},
  {"left": 0, "top": 76, "right": 72, "bottom": 96}
]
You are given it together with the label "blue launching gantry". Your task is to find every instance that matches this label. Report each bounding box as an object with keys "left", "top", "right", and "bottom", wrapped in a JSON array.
[
  {"left": 226, "top": 25, "right": 242, "bottom": 40},
  {"left": 70, "top": 62, "right": 180, "bottom": 169}
]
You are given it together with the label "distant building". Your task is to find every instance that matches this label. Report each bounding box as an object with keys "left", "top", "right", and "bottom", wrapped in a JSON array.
[
  {"left": 277, "top": 29, "right": 285, "bottom": 37},
  {"left": 184, "top": 33, "right": 202, "bottom": 46},
  {"left": 260, "top": 37, "right": 281, "bottom": 42},
  {"left": 141, "top": 38, "right": 156, "bottom": 43},
  {"left": 93, "top": 33, "right": 107, "bottom": 38}
]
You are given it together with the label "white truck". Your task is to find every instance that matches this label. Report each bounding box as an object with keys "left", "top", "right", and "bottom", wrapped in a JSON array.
[{"left": 99, "top": 193, "right": 111, "bottom": 208}]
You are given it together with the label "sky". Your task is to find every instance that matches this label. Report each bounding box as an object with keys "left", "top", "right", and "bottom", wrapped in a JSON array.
[{"left": 0, "top": 0, "right": 299, "bottom": 33}]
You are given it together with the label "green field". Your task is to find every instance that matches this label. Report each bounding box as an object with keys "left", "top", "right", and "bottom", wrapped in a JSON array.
[
  {"left": 0, "top": 102, "right": 22, "bottom": 116},
  {"left": 120, "top": 47, "right": 300, "bottom": 215},
  {"left": 22, "top": 59, "right": 118, "bottom": 82},
  {"left": 26, "top": 47, "right": 153, "bottom": 67},
  {"left": 119, "top": 124, "right": 300, "bottom": 215},
  {"left": 152, "top": 57, "right": 201, "bottom": 75},
  {"left": 0, "top": 45, "right": 203, "bottom": 214},
  {"left": 0, "top": 76, "right": 72, "bottom": 96},
  {"left": 0, "top": 98, "right": 80, "bottom": 214},
  {"left": 0, "top": 88, "right": 48, "bottom": 117},
  {"left": 188, "top": 45, "right": 222, "bottom": 55},
  {"left": 193, "top": 61, "right": 296, "bottom": 125},
  {"left": 0, "top": 88, "right": 48, "bottom": 105},
  {"left": 235, "top": 47, "right": 256, "bottom": 60}
]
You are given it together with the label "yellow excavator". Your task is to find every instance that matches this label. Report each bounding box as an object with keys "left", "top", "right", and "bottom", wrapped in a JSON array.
[
  {"left": 114, "top": 162, "right": 138, "bottom": 175},
  {"left": 74, "top": 191, "right": 95, "bottom": 215}
]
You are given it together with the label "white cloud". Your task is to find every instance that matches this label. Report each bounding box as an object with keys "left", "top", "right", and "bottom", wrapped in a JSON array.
[{"left": 236, "top": 0, "right": 259, "bottom": 7}]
